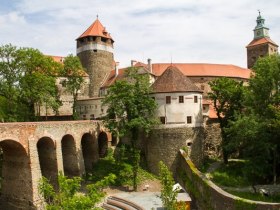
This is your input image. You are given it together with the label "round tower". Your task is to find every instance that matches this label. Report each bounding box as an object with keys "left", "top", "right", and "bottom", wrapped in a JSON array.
[{"left": 76, "top": 17, "right": 114, "bottom": 97}]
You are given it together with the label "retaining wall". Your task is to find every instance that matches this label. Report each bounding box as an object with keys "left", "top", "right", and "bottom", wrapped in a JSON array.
[{"left": 177, "top": 150, "right": 280, "bottom": 210}]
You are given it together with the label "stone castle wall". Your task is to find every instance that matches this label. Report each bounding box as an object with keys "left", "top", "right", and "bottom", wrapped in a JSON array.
[
  {"left": 143, "top": 126, "right": 204, "bottom": 175},
  {"left": 204, "top": 119, "right": 222, "bottom": 159},
  {"left": 0, "top": 121, "right": 110, "bottom": 210},
  {"left": 178, "top": 153, "right": 280, "bottom": 210},
  {"left": 78, "top": 50, "right": 113, "bottom": 97}
]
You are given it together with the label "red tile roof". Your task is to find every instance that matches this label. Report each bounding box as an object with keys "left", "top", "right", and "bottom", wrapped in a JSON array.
[
  {"left": 208, "top": 103, "right": 218, "bottom": 119},
  {"left": 77, "top": 19, "right": 113, "bottom": 40},
  {"left": 101, "top": 68, "right": 126, "bottom": 88},
  {"left": 151, "top": 66, "right": 202, "bottom": 93},
  {"left": 151, "top": 63, "right": 251, "bottom": 79},
  {"left": 247, "top": 37, "right": 278, "bottom": 47},
  {"left": 47, "top": 55, "right": 64, "bottom": 64}
]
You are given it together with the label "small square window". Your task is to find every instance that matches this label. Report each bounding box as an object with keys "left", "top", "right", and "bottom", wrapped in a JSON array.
[
  {"left": 166, "top": 96, "right": 171, "bottom": 104},
  {"left": 179, "top": 96, "right": 184, "bottom": 103},
  {"left": 187, "top": 116, "right": 192, "bottom": 124},
  {"left": 194, "top": 96, "right": 198, "bottom": 103},
  {"left": 160, "top": 117, "right": 166, "bottom": 124}
]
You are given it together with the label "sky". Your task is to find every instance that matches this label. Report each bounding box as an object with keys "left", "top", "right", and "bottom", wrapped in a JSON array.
[{"left": 1, "top": 0, "right": 279, "bottom": 68}]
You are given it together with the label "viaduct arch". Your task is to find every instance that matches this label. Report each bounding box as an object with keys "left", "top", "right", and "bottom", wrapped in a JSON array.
[{"left": 0, "top": 120, "right": 111, "bottom": 210}]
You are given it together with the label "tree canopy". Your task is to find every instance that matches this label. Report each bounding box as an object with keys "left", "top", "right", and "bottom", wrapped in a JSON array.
[
  {"left": 208, "top": 77, "right": 245, "bottom": 163},
  {"left": 0, "top": 44, "right": 62, "bottom": 121},
  {"left": 210, "top": 54, "right": 280, "bottom": 185},
  {"left": 61, "top": 54, "right": 85, "bottom": 119},
  {"left": 102, "top": 67, "right": 158, "bottom": 190}
]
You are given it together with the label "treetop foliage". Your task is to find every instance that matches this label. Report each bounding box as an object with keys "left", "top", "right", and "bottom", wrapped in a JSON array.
[{"left": 102, "top": 67, "right": 158, "bottom": 138}]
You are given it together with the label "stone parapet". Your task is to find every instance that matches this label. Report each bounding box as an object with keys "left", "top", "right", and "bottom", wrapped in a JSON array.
[{"left": 178, "top": 151, "right": 280, "bottom": 210}]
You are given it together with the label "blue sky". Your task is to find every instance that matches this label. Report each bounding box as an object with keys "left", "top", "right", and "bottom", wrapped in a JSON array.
[{"left": 1, "top": 0, "right": 279, "bottom": 68}]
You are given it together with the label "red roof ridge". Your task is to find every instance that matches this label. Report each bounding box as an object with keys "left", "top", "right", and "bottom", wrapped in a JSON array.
[
  {"left": 77, "top": 18, "right": 113, "bottom": 41},
  {"left": 247, "top": 37, "right": 278, "bottom": 48},
  {"left": 151, "top": 63, "right": 251, "bottom": 79},
  {"left": 151, "top": 66, "right": 202, "bottom": 93}
]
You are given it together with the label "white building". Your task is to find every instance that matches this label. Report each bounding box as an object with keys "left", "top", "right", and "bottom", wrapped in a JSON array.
[{"left": 150, "top": 66, "right": 203, "bottom": 127}]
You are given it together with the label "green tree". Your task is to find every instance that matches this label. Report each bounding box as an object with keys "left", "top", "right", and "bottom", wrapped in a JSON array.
[
  {"left": 0, "top": 44, "right": 62, "bottom": 121},
  {"left": 102, "top": 67, "right": 158, "bottom": 190},
  {"left": 247, "top": 54, "right": 280, "bottom": 184},
  {"left": 61, "top": 54, "right": 85, "bottom": 119},
  {"left": 0, "top": 44, "right": 22, "bottom": 121},
  {"left": 39, "top": 173, "right": 116, "bottom": 210},
  {"left": 18, "top": 48, "right": 62, "bottom": 120},
  {"left": 208, "top": 77, "right": 245, "bottom": 164},
  {"left": 226, "top": 55, "right": 280, "bottom": 185},
  {"left": 158, "top": 161, "right": 178, "bottom": 210}
]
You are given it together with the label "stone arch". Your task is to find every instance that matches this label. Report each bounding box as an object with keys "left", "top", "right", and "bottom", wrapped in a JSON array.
[
  {"left": 37, "top": 137, "right": 58, "bottom": 189},
  {"left": 81, "top": 133, "right": 98, "bottom": 173},
  {"left": 61, "top": 135, "right": 79, "bottom": 177},
  {"left": 0, "top": 139, "right": 34, "bottom": 210},
  {"left": 98, "top": 132, "right": 108, "bottom": 158}
]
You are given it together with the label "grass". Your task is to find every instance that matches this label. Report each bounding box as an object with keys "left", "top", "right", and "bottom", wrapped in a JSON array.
[
  {"left": 210, "top": 160, "right": 249, "bottom": 187},
  {"left": 88, "top": 147, "right": 158, "bottom": 187},
  {"left": 228, "top": 190, "right": 280, "bottom": 203},
  {"left": 198, "top": 157, "right": 217, "bottom": 173},
  {"left": 208, "top": 159, "right": 280, "bottom": 203}
]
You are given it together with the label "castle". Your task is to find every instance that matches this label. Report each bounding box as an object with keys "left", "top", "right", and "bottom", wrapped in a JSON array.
[
  {"left": 71, "top": 12, "right": 278, "bottom": 123},
  {"left": 42, "top": 13, "right": 278, "bottom": 168}
]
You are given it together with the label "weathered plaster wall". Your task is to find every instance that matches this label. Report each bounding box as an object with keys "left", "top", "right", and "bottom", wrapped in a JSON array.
[{"left": 150, "top": 92, "right": 203, "bottom": 127}]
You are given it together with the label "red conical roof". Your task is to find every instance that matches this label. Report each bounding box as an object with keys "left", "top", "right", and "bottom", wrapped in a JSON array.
[
  {"left": 77, "top": 18, "right": 113, "bottom": 41},
  {"left": 151, "top": 66, "right": 202, "bottom": 93}
]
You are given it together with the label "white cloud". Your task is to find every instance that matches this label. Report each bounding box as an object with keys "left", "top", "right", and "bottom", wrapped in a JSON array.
[{"left": 1, "top": 0, "right": 279, "bottom": 68}]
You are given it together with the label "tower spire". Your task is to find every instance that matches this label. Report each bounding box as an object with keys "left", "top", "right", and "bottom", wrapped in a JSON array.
[{"left": 253, "top": 11, "right": 269, "bottom": 39}]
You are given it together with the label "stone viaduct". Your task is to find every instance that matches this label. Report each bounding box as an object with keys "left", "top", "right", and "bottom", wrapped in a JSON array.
[{"left": 0, "top": 120, "right": 112, "bottom": 210}]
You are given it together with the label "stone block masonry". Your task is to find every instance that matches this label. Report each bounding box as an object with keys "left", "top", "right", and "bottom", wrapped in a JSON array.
[
  {"left": 0, "top": 120, "right": 111, "bottom": 210},
  {"left": 178, "top": 151, "right": 280, "bottom": 210},
  {"left": 144, "top": 126, "right": 204, "bottom": 176}
]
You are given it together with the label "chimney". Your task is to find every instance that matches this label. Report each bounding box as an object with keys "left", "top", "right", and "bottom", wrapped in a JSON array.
[
  {"left": 131, "top": 60, "right": 137, "bottom": 67},
  {"left": 147, "top": 58, "right": 152, "bottom": 73},
  {"left": 115, "top": 62, "right": 120, "bottom": 77}
]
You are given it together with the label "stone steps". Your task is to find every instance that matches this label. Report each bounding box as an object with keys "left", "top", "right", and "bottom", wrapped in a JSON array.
[{"left": 102, "top": 196, "right": 144, "bottom": 210}]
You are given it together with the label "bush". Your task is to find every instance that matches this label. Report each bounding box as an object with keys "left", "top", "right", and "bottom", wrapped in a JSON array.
[{"left": 39, "top": 172, "right": 116, "bottom": 210}]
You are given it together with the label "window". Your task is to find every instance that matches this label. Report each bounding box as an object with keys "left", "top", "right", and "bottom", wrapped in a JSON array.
[
  {"left": 187, "top": 116, "right": 192, "bottom": 124},
  {"left": 160, "top": 117, "right": 166, "bottom": 124},
  {"left": 194, "top": 96, "right": 198, "bottom": 103},
  {"left": 166, "top": 96, "right": 171, "bottom": 104},
  {"left": 179, "top": 96, "right": 184, "bottom": 103},
  {"left": 201, "top": 85, "right": 205, "bottom": 90}
]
